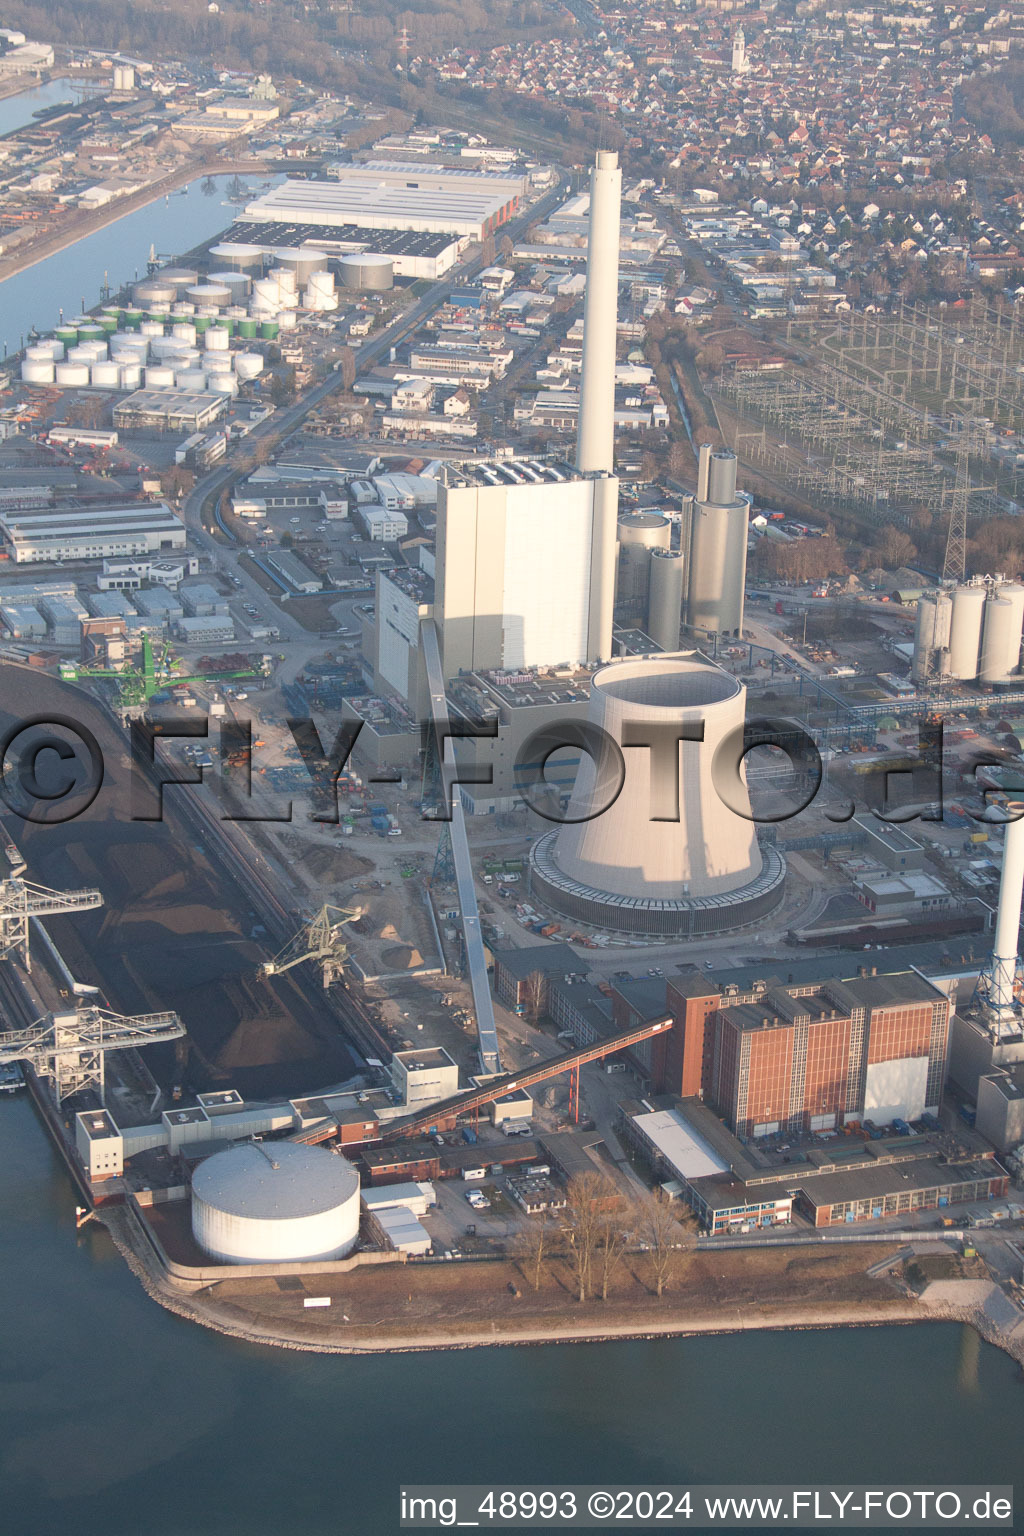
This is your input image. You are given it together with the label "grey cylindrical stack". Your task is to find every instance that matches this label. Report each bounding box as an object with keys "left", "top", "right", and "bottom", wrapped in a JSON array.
[{"left": 648, "top": 548, "right": 684, "bottom": 651}]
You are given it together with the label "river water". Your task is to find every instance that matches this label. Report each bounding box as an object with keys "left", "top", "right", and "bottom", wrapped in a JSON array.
[
  {"left": 0, "top": 78, "right": 85, "bottom": 137},
  {"left": 0, "top": 173, "right": 267, "bottom": 357},
  {"left": 1, "top": 1095, "right": 1020, "bottom": 1536}
]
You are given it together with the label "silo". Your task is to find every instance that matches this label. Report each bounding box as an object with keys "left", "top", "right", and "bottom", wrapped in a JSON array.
[
  {"left": 144, "top": 365, "right": 176, "bottom": 389},
  {"left": 647, "top": 548, "right": 685, "bottom": 652},
  {"left": 191, "top": 1142, "right": 360, "bottom": 1264},
  {"left": 233, "top": 352, "right": 264, "bottom": 381},
  {"left": 208, "top": 243, "right": 263, "bottom": 272},
  {"left": 617, "top": 512, "right": 671, "bottom": 605},
  {"left": 912, "top": 589, "right": 953, "bottom": 684},
  {"left": 21, "top": 359, "right": 55, "bottom": 384},
  {"left": 186, "top": 282, "right": 231, "bottom": 310},
  {"left": 980, "top": 583, "right": 1024, "bottom": 684},
  {"left": 90, "top": 362, "right": 120, "bottom": 389},
  {"left": 133, "top": 279, "right": 176, "bottom": 307},
  {"left": 54, "top": 363, "right": 90, "bottom": 387},
  {"left": 338, "top": 252, "right": 393, "bottom": 291},
  {"left": 948, "top": 583, "right": 987, "bottom": 680},
  {"left": 684, "top": 449, "right": 749, "bottom": 638}
]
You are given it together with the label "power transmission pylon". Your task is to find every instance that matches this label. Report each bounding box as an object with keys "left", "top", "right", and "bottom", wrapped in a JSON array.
[{"left": 942, "top": 427, "right": 973, "bottom": 585}]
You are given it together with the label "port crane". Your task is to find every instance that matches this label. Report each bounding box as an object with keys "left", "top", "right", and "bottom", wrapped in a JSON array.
[
  {"left": 0, "top": 1004, "right": 185, "bottom": 1103},
  {"left": 260, "top": 903, "right": 363, "bottom": 987},
  {"left": 0, "top": 836, "right": 102, "bottom": 972},
  {"left": 62, "top": 632, "right": 260, "bottom": 711}
]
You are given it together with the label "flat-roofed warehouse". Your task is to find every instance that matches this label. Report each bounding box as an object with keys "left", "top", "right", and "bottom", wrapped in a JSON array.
[
  {"left": 220, "top": 221, "right": 459, "bottom": 281},
  {"left": 113, "top": 390, "right": 227, "bottom": 433},
  {"left": 241, "top": 163, "right": 525, "bottom": 241},
  {"left": 0, "top": 502, "right": 185, "bottom": 564}
]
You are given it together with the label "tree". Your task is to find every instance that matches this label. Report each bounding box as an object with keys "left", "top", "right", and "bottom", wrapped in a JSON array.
[
  {"left": 594, "top": 1194, "right": 633, "bottom": 1301},
  {"left": 520, "top": 968, "right": 547, "bottom": 1024},
  {"left": 511, "top": 1213, "right": 550, "bottom": 1290},
  {"left": 338, "top": 345, "right": 357, "bottom": 393},
  {"left": 498, "top": 233, "right": 514, "bottom": 261},
  {"left": 559, "top": 1172, "right": 606, "bottom": 1302},
  {"left": 636, "top": 1191, "right": 687, "bottom": 1298}
]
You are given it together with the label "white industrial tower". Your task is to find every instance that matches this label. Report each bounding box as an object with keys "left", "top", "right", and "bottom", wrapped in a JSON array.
[
  {"left": 977, "top": 805, "right": 1024, "bottom": 1039},
  {"left": 683, "top": 447, "right": 750, "bottom": 638},
  {"left": 576, "top": 150, "right": 622, "bottom": 476}
]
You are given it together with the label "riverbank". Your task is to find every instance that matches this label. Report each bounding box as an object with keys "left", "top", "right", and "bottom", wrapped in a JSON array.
[
  {"left": 100, "top": 1202, "right": 1024, "bottom": 1366},
  {"left": 0, "top": 153, "right": 266, "bottom": 288}
]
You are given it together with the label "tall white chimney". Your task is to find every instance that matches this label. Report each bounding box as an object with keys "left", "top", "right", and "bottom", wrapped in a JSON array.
[
  {"left": 576, "top": 150, "right": 622, "bottom": 476},
  {"left": 989, "top": 804, "right": 1024, "bottom": 1030}
]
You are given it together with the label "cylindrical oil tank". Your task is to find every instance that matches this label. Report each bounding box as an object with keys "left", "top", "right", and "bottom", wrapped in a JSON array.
[
  {"left": 271, "top": 266, "right": 297, "bottom": 292},
  {"left": 77, "top": 324, "right": 104, "bottom": 344},
  {"left": 175, "top": 369, "right": 207, "bottom": 391},
  {"left": 252, "top": 277, "right": 280, "bottom": 309},
  {"left": 206, "top": 373, "right": 238, "bottom": 396},
  {"left": 172, "top": 301, "right": 196, "bottom": 317},
  {"left": 274, "top": 247, "right": 326, "bottom": 286},
  {"left": 259, "top": 319, "right": 279, "bottom": 341},
  {"left": 191, "top": 1142, "right": 360, "bottom": 1265},
  {"left": 122, "top": 309, "right": 143, "bottom": 329},
  {"left": 55, "top": 325, "right": 79, "bottom": 347},
  {"left": 118, "top": 363, "right": 142, "bottom": 390},
  {"left": 277, "top": 309, "right": 297, "bottom": 329},
  {"left": 149, "top": 337, "right": 189, "bottom": 360},
  {"left": 67, "top": 344, "right": 103, "bottom": 365},
  {"left": 617, "top": 511, "right": 671, "bottom": 603},
  {"left": 204, "top": 327, "right": 230, "bottom": 353},
  {"left": 172, "top": 322, "right": 197, "bottom": 346},
  {"left": 27, "top": 339, "right": 63, "bottom": 361},
  {"left": 338, "top": 252, "right": 394, "bottom": 291},
  {"left": 233, "top": 352, "right": 264, "bottom": 381},
  {"left": 186, "top": 282, "right": 231, "bottom": 309},
  {"left": 140, "top": 320, "right": 165, "bottom": 338},
  {"left": 948, "top": 583, "right": 987, "bottom": 680},
  {"left": 133, "top": 279, "right": 176, "bottom": 307},
  {"left": 647, "top": 548, "right": 685, "bottom": 652},
  {"left": 144, "top": 365, "right": 176, "bottom": 389},
  {"left": 204, "top": 353, "right": 233, "bottom": 374},
  {"left": 97, "top": 313, "right": 119, "bottom": 334},
  {"left": 208, "top": 242, "right": 263, "bottom": 272},
  {"left": 980, "top": 583, "right": 1024, "bottom": 684},
  {"left": 208, "top": 271, "right": 251, "bottom": 303},
  {"left": 21, "top": 359, "right": 54, "bottom": 384},
  {"left": 54, "top": 362, "right": 90, "bottom": 387},
  {"left": 225, "top": 305, "right": 247, "bottom": 322},
  {"left": 90, "top": 362, "right": 120, "bottom": 388},
  {"left": 192, "top": 315, "right": 212, "bottom": 334},
  {"left": 159, "top": 266, "right": 199, "bottom": 294},
  {"left": 237, "top": 317, "right": 258, "bottom": 339}
]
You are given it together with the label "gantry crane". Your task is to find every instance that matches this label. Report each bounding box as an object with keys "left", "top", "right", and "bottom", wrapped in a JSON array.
[
  {"left": 62, "top": 632, "right": 260, "bottom": 711},
  {"left": 0, "top": 1004, "right": 185, "bottom": 1103},
  {"left": 260, "top": 903, "right": 363, "bottom": 987},
  {"left": 0, "top": 833, "right": 102, "bottom": 974}
]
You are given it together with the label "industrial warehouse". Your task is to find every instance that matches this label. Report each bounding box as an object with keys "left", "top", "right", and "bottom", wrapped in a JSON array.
[{"left": 0, "top": 501, "right": 186, "bottom": 563}]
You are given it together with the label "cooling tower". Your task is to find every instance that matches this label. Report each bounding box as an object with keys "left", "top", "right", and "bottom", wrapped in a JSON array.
[
  {"left": 684, "top": 449, "right": 749, "bottom": 637},
  {"left": 647, "top": 548, "right": 684, "bottom": 651},
  {"left": 529, "top": 653, "right": 785, "bottom": 936},
  {"left": 576, "top": 150, "right": 621, "bottom": 476}
]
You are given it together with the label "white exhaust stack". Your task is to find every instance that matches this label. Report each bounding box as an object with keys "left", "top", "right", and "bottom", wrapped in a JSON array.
[
  {"left": 576, "top": 150, "right": 621, "bottom": 476},
  {"left": 989, "top": 803, "right": 1024, "bottom": 1030}
]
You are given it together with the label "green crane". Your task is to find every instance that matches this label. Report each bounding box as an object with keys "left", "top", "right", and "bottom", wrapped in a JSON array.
[{"left": 62, "top": 632, "right": 260, "bottom": 710}]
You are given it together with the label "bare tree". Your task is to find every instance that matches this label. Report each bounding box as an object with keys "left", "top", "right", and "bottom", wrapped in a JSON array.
[
  {"left": 559, "top": 1172, "right": 606, "bottom": 1302},
  {"left": 520, "top": 968, "right": 547, "bottom": 1024},
  {"left": 636, "top": 1190, "right": 688, "bottom": 1298},
  {"left": 511, "top": 1213, "right": 550, "bottom": 1291},
  {"left": 594, "top": 1194, "right": 634, "bottom": 1301},
  {"left": 337, "top": 346, "right": 357, "bottom": 393}
]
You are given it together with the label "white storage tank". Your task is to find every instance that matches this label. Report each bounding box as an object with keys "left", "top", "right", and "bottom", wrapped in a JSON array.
[
  {"left": 140, "top": 320, "right": 165, "bottom": 338},
  {"left": 275, "top": 246, "right": 327, "bottom": 285},
  {"left": 948, "top": 582, "right": 988, "bottom": 680},
  {"left": 144, "top": 365, "right": 176, "bottom": 389},
  {"left": 54, "top": 362, "right": 90, "bottom": 387},
  {"left": 208, "top": 242, "right": 263, "bottom": 272},
  {"left": 190, "top": 1141, "right": 360, "bottom": 1264},
  {"left": 206, "top": 373, "right": 238, "bottom": 396},
  {"left": 187, "top": 282, "right": 231, "bottom": 309},
  {"left": 208, "top": 270, "right": 251, "bottom": 303},
  {"left": 175, "top": 368, "right": 208, "bottom": 390},
  {"left": 278, "top": 309, "right": 297, "bottom": 329},
  {"left": 252, "top": 277, "right": 280, "bottom": 309},
  {"left": 980, "top": 583, "right": 1024, "bottom": 684},
  {"left": 338, "top": 253, "right": 394, "bottom": 291},
  {"left": 67, "top": 343, "right": 104, "bottom": 365},
  {"left": 90, "top": 362, "right": 121, "bottom": 389},
  {"left": 133, "top": 279, "right": 177, "bottom": 307},
  {"left": 27, "top": 339, "right": 63, "bottom": 361},
  {"left": 21, "top": 358, "right": 54, "bottom": 384},
  {"left": 159, "top": 266, "right": 199, "bottom": 295},
  {"left": 172, "top": 322, "right": 197, "bottom": 345},
  {"left": 204, "top": 327, "right": 230, "bottom": 353},
  {"left": 118, "top": 363, "right": 142, "bottom": 390},
  {"left": 912, "top": 589, "right": 952, "bottom": 684},
  {"left": 233, "top": 352, "right": 264, "bottom": 380},
  {"left": 204, "top": 353, "right": 233, "bottom": 375}
]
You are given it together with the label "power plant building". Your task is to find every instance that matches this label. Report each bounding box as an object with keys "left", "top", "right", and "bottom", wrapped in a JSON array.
[
  {"left": 435, "top": 459, "right": 618, "bottom": 676},
  {"left": 190, "top": 1141, "right": 361, "bottom": 1264}
]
